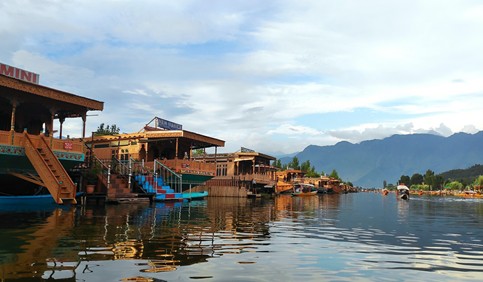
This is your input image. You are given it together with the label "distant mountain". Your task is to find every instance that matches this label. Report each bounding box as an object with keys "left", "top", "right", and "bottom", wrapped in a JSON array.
[
  {"left": 274, "top": 151, "right": 299, "bottom": 160},
  {"left": 288, "top": 132, "right": 483, "bottom": 188}
]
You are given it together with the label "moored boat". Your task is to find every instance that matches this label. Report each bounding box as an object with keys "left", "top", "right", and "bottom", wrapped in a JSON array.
[
  {"left": 182, "top": 191, "right": 208, "bottom": 201},
  {"left": 0, "top": 192, "right": 85, "bottom": 206},
  {"left": 291, "top": 183, "right": 317, "bottom": 197}
]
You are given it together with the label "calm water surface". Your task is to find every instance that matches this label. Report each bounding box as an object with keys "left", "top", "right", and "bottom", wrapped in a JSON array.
[{"left": 1, "top": 193, "right": 483, "bottom": 281}]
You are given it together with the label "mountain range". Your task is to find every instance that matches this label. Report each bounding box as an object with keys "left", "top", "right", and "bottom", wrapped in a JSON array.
[{"left": 280, "top": 131, "right": 483, "bottom": 188}]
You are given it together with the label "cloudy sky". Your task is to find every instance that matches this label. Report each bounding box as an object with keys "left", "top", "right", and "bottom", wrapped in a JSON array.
[{"left": 2, "top": 0, "right": 483, "bottom": 156}]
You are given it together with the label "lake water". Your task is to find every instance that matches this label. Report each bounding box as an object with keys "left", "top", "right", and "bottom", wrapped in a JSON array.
[{"left": 1, "top": 192, "right": 483, "bottom": 281}]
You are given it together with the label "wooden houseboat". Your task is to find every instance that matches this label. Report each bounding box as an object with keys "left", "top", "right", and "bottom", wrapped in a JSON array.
[
  {"left": 0, "top": 63, "right": 103, "bottom": 204},
  {"left": 85, "top": 117, "right": 225, "bottom": 196},
  {"left": 193, "top": 147, "right": 277, "bottom": 196},
  {"left": 275, "top": 169, "right": 305, "bottom": 194}
]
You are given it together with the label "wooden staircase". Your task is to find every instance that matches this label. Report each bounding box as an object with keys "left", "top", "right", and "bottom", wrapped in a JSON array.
[
  {"left": 22, "top": 132, "right": 77, "bottom": 204},
  {"left": 105, "top": 173, "right": 137, "bottom": 200}
]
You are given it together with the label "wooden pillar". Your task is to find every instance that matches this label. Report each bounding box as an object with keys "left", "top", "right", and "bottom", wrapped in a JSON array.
[
  {"left": 10, "top": 103, "right": 16, "bottom": 144},
  {"left": 252, "top": 159, "right": 255, "bottom": 174},
  {"left": 82, "top": 113, "right": 86, "bottom": 138},
  {"left": 175, "top": 138, "right": 179, "bottom": 159},
  {"left": 59, "top": 116, "right": 65, "bottom": 139},
  {"left": 46, "top": 113, "right": 54, "bottom": 137},
  {"left": 214, "top": 146, "right": 218, "bottom": 176}
]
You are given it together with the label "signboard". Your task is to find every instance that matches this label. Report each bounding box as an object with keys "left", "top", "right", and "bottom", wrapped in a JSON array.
[
  {"left": 63, "top": 142, "right": 73, "bottom": 150},
  {"left": 155, "top": 117, "right": 182, "bottom": 130},
  {"left": 0, "top": 63, "right": 40, "bottom": 84},
  {"left": 241, "top": 147, "right": 255, "bottom": 153}
]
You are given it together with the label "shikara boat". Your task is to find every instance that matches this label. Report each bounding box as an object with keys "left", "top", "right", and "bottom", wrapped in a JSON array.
[
  {"left": 397, "top": 185, "right": 410, "bottom": 200},
  {"left": 291, "top": 183, "right": 317, "bottom": 197}
]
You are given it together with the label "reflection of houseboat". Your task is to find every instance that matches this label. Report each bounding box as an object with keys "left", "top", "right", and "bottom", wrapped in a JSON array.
[
  {"left": 0, "top": 63, "right": 103, "bottom": 204},
  {"left": 86, "top": 117, "right": 225, "bottom": 192}
]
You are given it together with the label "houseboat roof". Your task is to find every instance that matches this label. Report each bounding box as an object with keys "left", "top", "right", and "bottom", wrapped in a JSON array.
[
  {"left": 88, "top": 129, "right": 225, "bottom": 149},
  {"left": 0, "top": 73, "right": 104, "bottom": 115},
  {"left": 197, "top": 150, "right": 276, "bottom": 162}
]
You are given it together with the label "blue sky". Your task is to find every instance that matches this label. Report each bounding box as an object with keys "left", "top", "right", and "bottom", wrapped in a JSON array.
[{"left": 2, "top": 0, "right": 483, "bottom": 155}]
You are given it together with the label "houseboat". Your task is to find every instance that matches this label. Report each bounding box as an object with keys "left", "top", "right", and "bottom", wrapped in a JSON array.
[
  {"left": 192, "top": 147, "right": 277, "bottom": 197},
  {"left": 85, "top": 117, "right": 225, "bottom": 195},
  {"left": 0, "top": 63, "right": 103, "bottom": 204},
  {"left": 275, "top": 169, "right": 305, "bottom": 194}
]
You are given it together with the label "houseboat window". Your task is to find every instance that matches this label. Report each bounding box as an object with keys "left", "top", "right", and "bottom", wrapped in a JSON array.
[
  {"left": 111, "top": 149, "right": 118, "bottom": 159},
  {"left": 94, "top": 144, "right": 110, "bottom": 148},
  {"left": 217, "top": 164, "right": 227, "bottom": 176}
]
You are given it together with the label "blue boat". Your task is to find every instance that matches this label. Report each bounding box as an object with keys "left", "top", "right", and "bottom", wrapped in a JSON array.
[
  {"left": 0, "top": 192, "right": 84, "bottom": 206},
  {"left": 181, "top": 191, "right": 208, "bottom": 201}
]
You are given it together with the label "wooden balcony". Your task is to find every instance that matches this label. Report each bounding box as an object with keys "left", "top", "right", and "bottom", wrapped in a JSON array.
[
  {"left": 237, "top": 173, "right": 275, "bottom": 184},
  {"left": 0, "top": 130, "right": 84, "bottom": 154},
  {"left": 145, "top": 158, "right": 217, "bottom": 176}
]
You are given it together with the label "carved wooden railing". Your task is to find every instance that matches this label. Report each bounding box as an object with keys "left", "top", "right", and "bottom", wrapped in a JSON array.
[
  {"left": 0, "top": 129, "right": 84, "bottom": 154},
  {"left": 158, "top": 158, "right": 216, "bottom": 177},
  {"left": 236, "top": 172, "right": 275, "bottom": 184},
  {"left": 0, "top": 130, "right": 10, "bottom": 144}
]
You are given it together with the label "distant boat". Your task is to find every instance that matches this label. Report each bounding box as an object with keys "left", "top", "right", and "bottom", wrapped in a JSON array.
[
  {"left": 397, "top": 185, "right": 410, "bottom": 200},
  {"left": 291, "top": 183, "right": 317, "bottom": 197}
]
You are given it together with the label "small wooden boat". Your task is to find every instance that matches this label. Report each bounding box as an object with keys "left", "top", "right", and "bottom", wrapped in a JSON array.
[
  {"left": 182, "top": 191, "right": 208, "bottom": 200},
  {"left": 291, "top": 183, "right": 317, "bottom": 197},
  {"left": 292, "top": 190, "right": 318, "bottom": 196}
]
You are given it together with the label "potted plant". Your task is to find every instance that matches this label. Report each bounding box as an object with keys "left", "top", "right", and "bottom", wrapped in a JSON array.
[{"left": 85, "top": 163, "right": 101, "bottom": 194}]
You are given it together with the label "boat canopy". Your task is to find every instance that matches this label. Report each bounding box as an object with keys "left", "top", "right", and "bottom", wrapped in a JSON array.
[{"left": 397, "top": 185, "right": 409, "bottom": 191}]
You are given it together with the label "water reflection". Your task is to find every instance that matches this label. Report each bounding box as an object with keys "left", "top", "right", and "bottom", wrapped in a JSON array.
[{"left": 1, "top": 193, "right": 483, "bottom": 281}]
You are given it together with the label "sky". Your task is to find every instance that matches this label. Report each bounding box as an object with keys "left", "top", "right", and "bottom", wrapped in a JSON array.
[{"left": 2, "top": 0, "right": 483, "bottom": 156}]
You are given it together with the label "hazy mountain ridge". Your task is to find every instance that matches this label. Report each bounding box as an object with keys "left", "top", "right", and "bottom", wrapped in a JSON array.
[{"left": 281, "top": 132, "right": 483, "bottom": 188}]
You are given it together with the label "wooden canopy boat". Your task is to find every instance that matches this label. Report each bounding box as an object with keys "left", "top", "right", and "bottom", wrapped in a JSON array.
[
  {"left": 397, "top": 185, "right": 410, "bottom": 200},
  {"left": 291, "top": 183, "right": 317, "bottom": 197}
]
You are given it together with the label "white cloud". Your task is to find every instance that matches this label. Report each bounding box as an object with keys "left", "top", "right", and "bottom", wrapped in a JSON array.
[{"left": 1, "top": 0, "right": 483, "bottom": 155}]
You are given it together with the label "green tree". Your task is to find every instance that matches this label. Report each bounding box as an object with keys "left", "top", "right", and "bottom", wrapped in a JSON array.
[
  {"left": 191, "top": 149, "right": 205, "bottom": 157},
  {"left": 432, "top": 175, "right": 444, "bottom": 190},
  {"left": 95, "top": 123, "right": 120, "bottom": 135},
  {"left": 329, "top": 169, "right": 340, "bottom": 180},
  {"left": 288, "top": 156, "right": 300, "bottom": 170},
  {"left": 399, "top": 175, "right": 410, "bottom": 186},
  {"left": 424, "top": 169, "right": 435, "bottom": 189},
  {"left": 305, "top": 165, "right": 320, "bottom": 178},
  {"left": 446, "top": 181, "right": 463, "bottom": 191},
  {"left": 410, "top": 173, "right": 423, "bottom": 185},
  {"left": 474, "top": 175, "right": 483, "bottom": 187},
  {"left": 274, "top": 159, "right": 282, "bottom": 169},
  {"left": 300, "top": 160, "right": 311, "bottom": 172}
]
